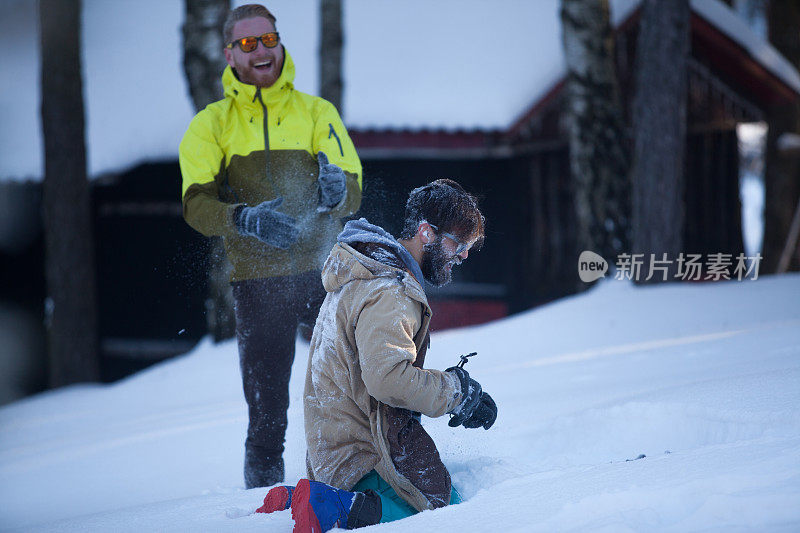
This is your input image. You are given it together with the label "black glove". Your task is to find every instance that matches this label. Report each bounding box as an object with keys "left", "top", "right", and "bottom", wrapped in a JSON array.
[
  {"left": 461, "top": 392, "right": 497, "bottom": 430},
  {"left": 317, "top": 152, "right": 347, "bottom": 211},
  {"left": 234, "top": 197, "right": 300, "bottom": 249},
  {"left": 446, "top": 366, "right": 484, "bottom": 428}
]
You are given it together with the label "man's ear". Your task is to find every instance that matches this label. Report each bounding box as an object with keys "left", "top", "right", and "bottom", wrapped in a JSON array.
[
  {"left": 418, "top": 222, "right": 433, "bottom": 244},
  {"left": 224, "top": 48, "right": 235, "bottom": 68}
]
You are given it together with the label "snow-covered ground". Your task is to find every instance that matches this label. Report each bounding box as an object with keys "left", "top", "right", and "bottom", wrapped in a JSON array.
[{"left": 1, "top": 275, "right": 799, "bottom": 531}]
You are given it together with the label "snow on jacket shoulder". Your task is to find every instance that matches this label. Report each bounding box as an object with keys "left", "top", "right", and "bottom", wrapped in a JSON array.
[
  {"left": 304, "top": 242, "right": 462, "bottom": 512},
  {"left": 178, "top": 50, "right": 362, "bottom": 281}
]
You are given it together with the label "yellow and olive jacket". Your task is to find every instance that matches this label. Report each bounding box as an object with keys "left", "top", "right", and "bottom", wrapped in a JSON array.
[{"left": 179, "top": 50, "right": 362, "bottom": 281}]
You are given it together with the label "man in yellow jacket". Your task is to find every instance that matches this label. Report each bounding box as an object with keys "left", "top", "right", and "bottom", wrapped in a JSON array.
[{"left": 179, "top": 4, "right": 362, "bottom": 489}]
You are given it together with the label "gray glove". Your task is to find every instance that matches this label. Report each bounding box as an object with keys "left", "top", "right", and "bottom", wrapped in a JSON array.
[
  {"left": 446, "top": 367, "right": 483, "bottom": 427},
  {"left": 234, "top": 197, "right": 300, "bottom": 250},
  {"left": 317, "top": 152, "right": 347, "bottom": 211},
  {"left": 446, "top": 366, "right": 497, "bottom": 430},
  {"left": 462, "top": 392, "right": 497, "bottom": 430}
]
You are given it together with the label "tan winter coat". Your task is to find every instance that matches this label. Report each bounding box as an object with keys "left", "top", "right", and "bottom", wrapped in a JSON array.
[{"left": 304, "top": 242, "right": 462, "bottom": 511}]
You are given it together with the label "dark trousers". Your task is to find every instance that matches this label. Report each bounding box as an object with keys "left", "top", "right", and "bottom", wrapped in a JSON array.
[{"left": 232, "top": 270, "right": 326, "bottom": 489}]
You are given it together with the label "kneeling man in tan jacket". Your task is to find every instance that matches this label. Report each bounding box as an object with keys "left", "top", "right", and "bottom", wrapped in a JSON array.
[{"left": 256, "top": 179, "right": 497, "bottom": 531}]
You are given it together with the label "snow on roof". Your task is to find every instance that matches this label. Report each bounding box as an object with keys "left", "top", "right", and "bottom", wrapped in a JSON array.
[
  {"left": 0, "top": 0, "right": 797, "bottom": 182},
  {"left": 342, "top": 0, "right": 567, "bottom": 131}
]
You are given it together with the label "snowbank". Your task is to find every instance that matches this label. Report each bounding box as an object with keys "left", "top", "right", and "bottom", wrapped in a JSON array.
[{"left": 1, "top": 274, "right": 799, "bottom": 531}]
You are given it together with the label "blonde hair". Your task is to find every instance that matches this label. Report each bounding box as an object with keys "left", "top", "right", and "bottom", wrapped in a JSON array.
[{"left": 223, "top": 4, "right": 277, "bottom": 44}]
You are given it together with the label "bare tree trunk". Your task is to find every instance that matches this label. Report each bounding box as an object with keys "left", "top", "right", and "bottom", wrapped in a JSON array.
[
  {"left": 762, "top": 0, "right": 800, "bottom": 272},
  {"left": 183, "top": 0, "right": 228, "bottom": 110},
  {"left": 182, "top": 0, "right": 236, "bottom": 342},
  {"left": 560, "top": 0, "right": 630, "bottom": 261},
  {"left": 39, "top": 0, "right": 99, "bottom": 386},
  {"left": 630, "top": 0, "right": 690, "bottom": 283},
  {"left": 319, "top": 0, "right": 343, "bottom": 114}
]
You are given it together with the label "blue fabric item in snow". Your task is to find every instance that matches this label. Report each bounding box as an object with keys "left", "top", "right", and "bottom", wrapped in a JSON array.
[{"left": 337, "top": 218, "right": 425, "bottom": 287}]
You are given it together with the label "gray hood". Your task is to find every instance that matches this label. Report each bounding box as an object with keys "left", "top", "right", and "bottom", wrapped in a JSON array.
[{"left": 337, "top": 218, "right": 425, "bottom": 286}]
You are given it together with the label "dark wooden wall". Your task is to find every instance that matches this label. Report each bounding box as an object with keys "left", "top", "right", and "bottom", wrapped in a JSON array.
[
  {"left": 519, "top": 147, "right": 582, "bottom": 305},
  {"left": 684, "top": 129, "right": 744, "bottom": 257},
  {"left": 92, "top": 162, "right": 208, "bottom": 381}
]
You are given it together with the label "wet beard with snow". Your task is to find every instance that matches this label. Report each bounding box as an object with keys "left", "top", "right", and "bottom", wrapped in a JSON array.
[{"left": 421, "top": 237, "right": 461, "bottom": 287}]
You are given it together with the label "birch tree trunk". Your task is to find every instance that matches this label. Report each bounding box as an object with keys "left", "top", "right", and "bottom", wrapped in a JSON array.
[
  {"left": 630, "top": 0, "right": 690, "bottom": 283},
  {"left": 560, "top": 0, "right": 630, "bottom": 261},
  {"left": 182, "top": 0, "right": 235, "bottom": 342},
  {"left": 762, "top": 1, "right": 800, "bottom": 272},
  {"left": 319, "top": 0, "right": 343, "bottom": 114},
  {"left": 39, "top": 0, "right": 99, "bottom": 386},
  {"left": 183, "top": 0, "right": 227, "bottom": 111}
]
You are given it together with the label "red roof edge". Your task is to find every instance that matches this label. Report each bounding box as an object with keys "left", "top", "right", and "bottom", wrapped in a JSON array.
[
  {"left": 690, "top": 13, "right": 799, "bottom": 106},
  {"left": 505, "top": 78, "right": 566, "bottom": 140}
]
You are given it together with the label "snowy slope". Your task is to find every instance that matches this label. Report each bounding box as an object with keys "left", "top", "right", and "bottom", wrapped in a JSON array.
[{"left": 1, "top": 275, "right": 799, "bottom": 531}]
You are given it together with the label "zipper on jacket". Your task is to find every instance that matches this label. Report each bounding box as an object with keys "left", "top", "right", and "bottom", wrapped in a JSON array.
[
  {"left": 328, "top": 123, "right": 344, "bottom": 157},
  {"left": 255, "top": 88, "right": 272, "bottom": 183}
]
